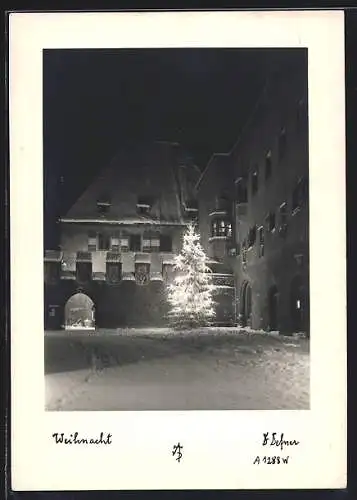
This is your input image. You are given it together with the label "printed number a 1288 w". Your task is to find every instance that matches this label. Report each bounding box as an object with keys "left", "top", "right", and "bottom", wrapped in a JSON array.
[{"left": 253, "top": 456, "right": 290, "bottom": 465}]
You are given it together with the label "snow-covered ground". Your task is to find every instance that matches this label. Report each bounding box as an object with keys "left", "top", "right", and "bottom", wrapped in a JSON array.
[{"left": 45, "top": 327, "right": 309, "bottom": 411}]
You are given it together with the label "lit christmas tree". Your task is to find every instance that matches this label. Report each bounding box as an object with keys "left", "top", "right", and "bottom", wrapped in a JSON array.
[{"left": 167, "top": 223, "right": 216, "bottom": 328}]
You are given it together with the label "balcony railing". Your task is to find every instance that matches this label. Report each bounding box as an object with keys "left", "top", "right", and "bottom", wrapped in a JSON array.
[
  {"left": 212, "top": 273, "right": 235, "bottom": 287},
  {"left": 45, "top": 249, "right": 178, "bottom": 284}
]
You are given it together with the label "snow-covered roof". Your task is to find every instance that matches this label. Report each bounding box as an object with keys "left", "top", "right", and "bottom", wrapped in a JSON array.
[
  {"left": 63, "top": 142, "right": 200, "bottom": 225},
  {"left": 60, "top": 217, "right": 187, "bottom": 226}
]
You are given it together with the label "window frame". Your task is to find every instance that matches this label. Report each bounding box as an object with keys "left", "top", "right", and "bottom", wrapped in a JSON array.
[
  {"left": 97, "top": 233, "right": 111, "bottom": 251},
  {"left": 106, "top": 262, "right": 122, "bottom": 284},
  {"left": 251, "top": 170, "right": 259, "bottom": 196},
  {"left": 129, "top": 234, "right": 142, "bottom": 252},
  {"left": 211, "top": 218, "right": 232, "bottom": 238},
  {"left": 159, "top": 234, "right": 173, "bottom": 252}
]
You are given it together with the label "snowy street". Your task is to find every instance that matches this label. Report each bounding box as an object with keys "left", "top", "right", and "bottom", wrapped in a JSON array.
[{"left": 45, "top": 328, "right": 309, "bottom": 411}]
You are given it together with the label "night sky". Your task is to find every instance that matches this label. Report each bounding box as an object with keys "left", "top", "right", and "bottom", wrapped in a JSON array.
[{"left": 43, "top": 48, "right": 296, "bottom": 248}]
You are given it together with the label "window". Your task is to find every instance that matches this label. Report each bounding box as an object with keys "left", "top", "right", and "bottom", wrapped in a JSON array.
[
  {"left": 185, "top": 199, "right": 198, "bottom": 212},
  {"left": 98, "top": 233, "right": 110, "bottom": 250},
  {"left": 135, "top": 263, "right": 150, "bottom": 285},
  {"left": 88, "top": 231, "right": 97, "bottom": 252},
  {"left": 266, "top": 211, "right": 276, "bottom": 232},
  {"left": 279, "top": 128, "right": 287, "bottom": 161},
  {"left": 106, "top": 262, "right": 122, "bottom": 284},
  {"left": 120, "top": 235, "right": 129, "bottom": 252},
  {"left": 96, "top": 194, "right": 111, "bottom": 215},
  {"left": 111, "top": 233, "right": 120, "bottom": 252},
  {"left": 215, "top": 194, "right": 231, "bottom": 212},
  {"left": 184, "top": 199, "right": 198, "bottom": 221},
  {"left": 76, "top": 262, "right": 92, "bottom": 284},
  {"left": 137, "top": 196, "right": 152, "bottom": 215},
  {"left": 258, "top": 226, "right": 264, "bottom": 257},
  {"left": 242, "top": 239, "right": 247, "bottom": 265},
  {"left": 211, "top": 219, "right": 232, "bottom": 238},
  {"left": 160, "top": 234, "right": 173, "bottom": 252},
  {"left": 235, "top": 177, "right": 248, "bottom": 204},
  {"left": 292, "top": 177, "right": 308, "bottom": 213},
  {"left": 129, "top": 234, "right": 141, "bottom": 252},
  {"left": 279, "top": 202, "right": 288, "bottom": 235},
  {"left": 248, "top": 225, "right": 257, "bottom": 248},
  {"left": 265, "top": 151, "right": 272, "bottom": 180},
  {"left": 143, "top": 233, "right": 160, "bottom": 252},
  {"left": 251, "top": 170, "right": 259, "bottom": 196}
]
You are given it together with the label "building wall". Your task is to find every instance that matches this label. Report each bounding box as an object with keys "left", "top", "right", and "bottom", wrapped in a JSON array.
[
  {"left": 196, "top": 54, "right": 309, "bottom": 334},
  {"left": 44, "top": 279, "right": 170, "bottom": 329},
  {"left": 231, "top": 55, "right": 309, "bottom": 334}
]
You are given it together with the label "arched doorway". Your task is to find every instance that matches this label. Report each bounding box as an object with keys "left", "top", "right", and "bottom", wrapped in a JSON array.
[
  {"left": 64, "top": 293, "right": 95, "bottom": 330},
  {"left": 290, "top": 276, "right": 306, "bottom": 333},
  {"left": 240, "top": 281, "right": 252, "bottom": 327},
  {"left": 268, "top": 285, "right": 279, "bottom": 331}
]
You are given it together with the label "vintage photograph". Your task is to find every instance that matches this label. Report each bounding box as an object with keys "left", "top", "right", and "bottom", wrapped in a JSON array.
[{"left": 44, "top": 48, "right": 310, "bottom": 411}]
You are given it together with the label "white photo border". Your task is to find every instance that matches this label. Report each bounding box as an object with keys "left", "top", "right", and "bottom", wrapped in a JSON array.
[{"left": 9, "top": 10, "right": 346, "bottom": 491}]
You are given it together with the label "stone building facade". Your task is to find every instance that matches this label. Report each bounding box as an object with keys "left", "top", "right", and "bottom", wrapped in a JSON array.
[
  {"left": 197, "top": 54, "right": 309, "bottom": 335},
  {"left": 44, "top": 141, "right": 233, "bottom": 330}
]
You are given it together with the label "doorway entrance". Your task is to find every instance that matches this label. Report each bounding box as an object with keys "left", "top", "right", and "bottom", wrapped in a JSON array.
[
  {"left": 268, "top": 285, "right": 279, "bottom": 331},
  {"left": 64, "top": 293, "right": 95, "bottom": 330},
  {"left": 290, "top": 276, "right": 306, "bottom": 333},
  {"left": 240, "top": 281, "right": 252, "bottom": 327}
]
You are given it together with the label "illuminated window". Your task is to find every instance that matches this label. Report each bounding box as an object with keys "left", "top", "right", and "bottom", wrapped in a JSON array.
[{"left": 211, "top": 219, "right": 232, "bottom": 238}]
